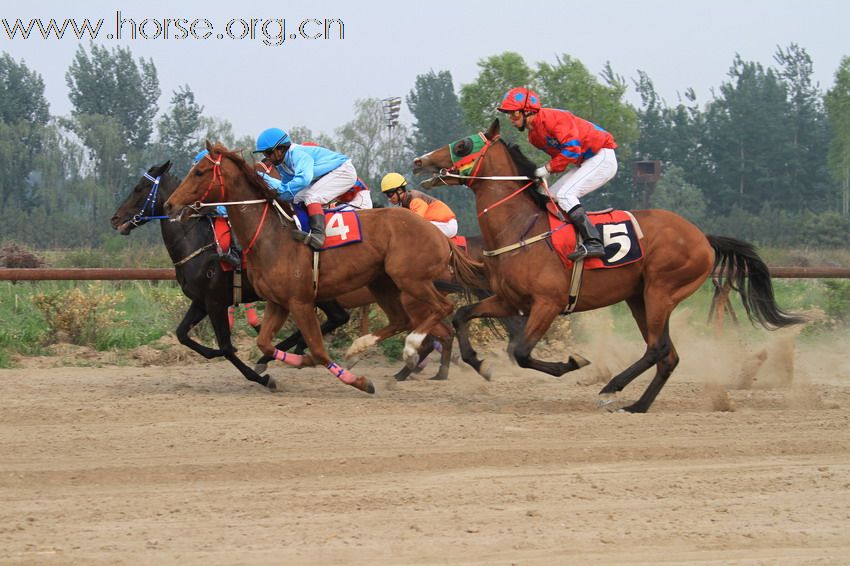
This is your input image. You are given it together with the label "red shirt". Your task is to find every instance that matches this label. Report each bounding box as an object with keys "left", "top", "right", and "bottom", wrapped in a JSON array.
[{"left": 527, "top": 108, "right": 617, "bottom": 173}]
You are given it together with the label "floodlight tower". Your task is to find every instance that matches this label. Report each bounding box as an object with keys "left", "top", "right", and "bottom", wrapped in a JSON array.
[{"left": 382, "top": 96, "right": 402, "bottom": 168}]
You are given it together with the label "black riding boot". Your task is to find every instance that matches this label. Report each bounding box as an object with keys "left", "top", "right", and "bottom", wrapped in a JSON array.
[
  {"left": 303, "top": 213, "right": 326, "bottom": 250},
  {"left": 567, "top": 205, "right": 606, "bottom": 261},
  {"left": 219, "top": 245, "right": 242, "bottom": 270}
]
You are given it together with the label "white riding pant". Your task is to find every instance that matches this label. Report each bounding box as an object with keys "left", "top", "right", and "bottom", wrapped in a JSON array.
[
  {"left": 431, "top": 218, "right": 458, "bottom": 238},
  {"left": 551, "top": 148, "right": 618, "bottom": 212},
  {"left": 294, "top": 160, "right": 357, "bottom": 206},
  {"left": 337, "top": 189, "right": 373, "bottom": 210}
]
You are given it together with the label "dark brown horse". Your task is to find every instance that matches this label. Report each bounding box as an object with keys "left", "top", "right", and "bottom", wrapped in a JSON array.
[
  {"left": 165, "top": 142, "right": 486, "bottom": 394},
  {"left": 413, "top": 119, "right": 805, "bottom": 412}
]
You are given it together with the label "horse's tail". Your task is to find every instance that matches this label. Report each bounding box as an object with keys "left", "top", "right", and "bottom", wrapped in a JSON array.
[
  {"left": 707, "top": 234, "right": 808, "bottom": 329},
  {"left": 447, "top": 239, "right": 489, "bottom": 291}
]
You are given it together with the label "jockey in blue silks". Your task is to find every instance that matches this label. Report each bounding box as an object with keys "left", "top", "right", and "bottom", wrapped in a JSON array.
[{"left": 253, "top": 127, "right": 357, "bottom": 250}]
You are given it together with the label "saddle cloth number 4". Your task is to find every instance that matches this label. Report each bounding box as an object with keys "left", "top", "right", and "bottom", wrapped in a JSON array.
[{"left": 326, "top": 212, "right": 350, "bottom": 241}]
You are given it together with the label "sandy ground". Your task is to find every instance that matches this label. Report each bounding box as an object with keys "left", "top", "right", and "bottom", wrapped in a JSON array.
[{"left": 1, "top": 314, "right": 850, "bottom": 565}]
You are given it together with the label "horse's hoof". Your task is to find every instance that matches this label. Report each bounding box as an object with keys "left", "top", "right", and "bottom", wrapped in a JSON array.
[
  {"left": 597, "top": 393, "right": 618, "bottom": 410},
  {"left": 265, "top": 375, "right": 277, "bottom": 391},
  {"left": 429, "top": 374, "right": 447, "bottom": 381},
  {"left": 571, "top": 354, "right": 591, "bottom": 369},
  {"left": 254, "top": 362, "right": 268, "bottom": 374},
  {"left": 352, "top": 377, "right": 376, "bottom": 394},
  {"left": 479, "top": 359, "right": 493, "bottom": 381}
]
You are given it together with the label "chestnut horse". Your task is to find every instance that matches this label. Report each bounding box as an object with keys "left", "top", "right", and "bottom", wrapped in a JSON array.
[
  {"left": 165, "top": 142, "right": 486, "bottom": 394},
  {"left": 413, "top": 119, "right": 805, "bottom": 412}
]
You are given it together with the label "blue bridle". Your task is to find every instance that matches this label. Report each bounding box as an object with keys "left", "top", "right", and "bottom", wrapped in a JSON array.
[{"left": 130, "top": 172, "right": 170, "bottom": 225}]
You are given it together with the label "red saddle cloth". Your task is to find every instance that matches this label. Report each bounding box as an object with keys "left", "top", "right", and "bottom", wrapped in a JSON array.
[
  {"left": 213, "top": 217, "right": 236, "bottom": 272},
  {"left": 321, "top": 210, "right": 363, "bottom": 249},
  {"left": 546, "top": 205, "right": 644, "bottom": 270}
]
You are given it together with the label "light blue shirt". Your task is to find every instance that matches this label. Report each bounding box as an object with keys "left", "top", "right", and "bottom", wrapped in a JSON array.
[{"left": 269, "top": 144, "right": 349, "bottom": 200}]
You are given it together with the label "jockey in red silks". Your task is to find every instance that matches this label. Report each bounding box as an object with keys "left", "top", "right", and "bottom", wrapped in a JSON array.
[{"left": 497, "top": 87, "right": 618, "bottom": 260}]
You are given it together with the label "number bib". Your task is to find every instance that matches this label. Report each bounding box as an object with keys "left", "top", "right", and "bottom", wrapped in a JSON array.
[
  {"left": 293, "top": 209, "right": 364, "bottom": 250},
  {"left": 547, "top": 210, "right": 644, "bottom": 269}
]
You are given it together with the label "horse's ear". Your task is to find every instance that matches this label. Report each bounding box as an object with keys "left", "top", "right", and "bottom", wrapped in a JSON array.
[
  {"left": 205, "top": 139, "right": 214, "bottom": 153},
  {"left": 160, "top": 160, "right": 172, "bottom": 174},
  {"left": 487, "top": 118, "right": 501, "bottom": 140}
]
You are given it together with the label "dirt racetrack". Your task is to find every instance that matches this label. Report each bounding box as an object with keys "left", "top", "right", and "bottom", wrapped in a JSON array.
[{"left": 2, "top": 317, "right": 850, "bottom": 565}]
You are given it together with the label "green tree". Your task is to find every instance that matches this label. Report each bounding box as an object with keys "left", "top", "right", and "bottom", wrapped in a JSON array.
[
  {"left": 459, "top": 52, "right": 532, "bottom": 135},
  {"left": 66, "top": 44, "right": 159, "bottom": 151},
  {"left": 773, "top": 43, "right": 831, "bottom": 211},
  {"left": 0, "top": 53, "right": 49, "bottom": 126},
  {"left": 0, "top": 54, "right": 50, "bottom": 210},
  {"left": 407, "top": 69, "right": 466, "bottom": 156},
  {"left": 633, "top": 70, "right": 669, "bottom": 162},
  {"left": 825, "top": 56, "right": 850, "bottom": 216},
  {"left": 705, "top": 55, "right": 792, "bottom": 214},
  {"left": 155, "top": 85, "right": 204, "bottom": 176},
  {"left": 64, "top": 44, "right": 160, "bottom": 239},
  {"left": 650, "top": 165, "right": 707, "bottom": 225}
]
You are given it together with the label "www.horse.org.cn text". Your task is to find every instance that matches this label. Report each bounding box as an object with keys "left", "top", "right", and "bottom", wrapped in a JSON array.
[{"left": 1, "top": 11, "right": 345, "bottom": 46}]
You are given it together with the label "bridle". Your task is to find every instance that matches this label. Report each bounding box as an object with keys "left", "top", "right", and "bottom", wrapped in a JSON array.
[
  {"left": 182, "top": 152, "right": 300, "bottom": 267},
  {"left": 429, "top": 133, "right": 565, "bottom": 257},
  {"left": 129, "top": 172, "right": 170, "bottom": 226}
]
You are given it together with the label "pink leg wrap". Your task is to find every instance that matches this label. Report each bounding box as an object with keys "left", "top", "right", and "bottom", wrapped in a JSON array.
[
  {"left": 273, "top": 349, "right": 303, "bottom": 367},
  {"left": 227, "top": 305, "right": 235, "bottom": 329},
  {"left": 327, "top": 361, "right": 356, "bottom": 385},
  {"left": 244, "top": 303, "right": 260, "bottom": 327}
]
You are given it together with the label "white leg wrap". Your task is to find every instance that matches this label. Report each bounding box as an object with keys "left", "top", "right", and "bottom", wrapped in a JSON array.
[{"left": 345, "top": 333, "right": 379, "bottom": 357}]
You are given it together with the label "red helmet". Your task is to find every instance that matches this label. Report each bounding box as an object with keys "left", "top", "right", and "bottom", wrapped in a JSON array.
[{"left": 497, "top": 87, "right": 542, "bottom": 113}]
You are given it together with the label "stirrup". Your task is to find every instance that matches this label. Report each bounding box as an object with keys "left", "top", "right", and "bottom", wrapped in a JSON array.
[
  {"left": 219, "top": 249, "right": 242, "bottom": 269},
  {"left": 303, "top": 231, "right": 325, "bottom": 250},
  {"left": 567, "top": 242, "right": 605, "bottom": 261}
]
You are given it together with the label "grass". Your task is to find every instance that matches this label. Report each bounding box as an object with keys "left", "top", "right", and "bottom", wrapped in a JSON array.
[{"left": 1, "top": 260, "right": 848, "bottom": 369}]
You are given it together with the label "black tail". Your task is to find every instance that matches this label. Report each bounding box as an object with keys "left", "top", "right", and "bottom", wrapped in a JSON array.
[{"left": 707, "top": 235, "right": 808, "bottom": 330}]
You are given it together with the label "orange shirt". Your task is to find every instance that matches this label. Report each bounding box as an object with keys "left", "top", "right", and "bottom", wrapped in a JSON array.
[{"left": 403, "top": 189, "right": 456, "bottom": 223}]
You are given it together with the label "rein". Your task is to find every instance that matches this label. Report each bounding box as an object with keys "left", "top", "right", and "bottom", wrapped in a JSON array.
[
  {"left": 184, "top": 152, "right": 299, "bottom": 268},
  {"left": 438, "top": 135, "right": 562, "bottom": 257}
]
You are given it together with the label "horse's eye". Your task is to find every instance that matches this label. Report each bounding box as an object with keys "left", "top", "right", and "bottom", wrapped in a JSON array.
[
  {"left": 195, "top": 169, "right": 203, "bottom": 176},
  {"left": 453, "top": 138, "right": 473, "bottom": 157}
]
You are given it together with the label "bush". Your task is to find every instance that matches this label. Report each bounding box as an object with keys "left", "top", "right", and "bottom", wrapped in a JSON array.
[
  {"left": 31, "top": 285, "right": 126, "bottom": 346},
  {"left": 823, "top": 280, "right": 850, "bottom": 324},
  {"left": 0, "top": 242, "right": 45, "bottom": 268}
]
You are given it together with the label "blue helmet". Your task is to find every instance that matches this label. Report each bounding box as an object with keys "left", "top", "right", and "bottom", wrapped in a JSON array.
[
  {"left": 255, "top": 128, "right": 291, "bottom": 153},
  {"left": 193, "top": 149, "right": 209, "bottom": 164}
]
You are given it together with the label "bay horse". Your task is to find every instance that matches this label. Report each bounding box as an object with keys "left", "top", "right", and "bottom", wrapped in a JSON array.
[
  {"left": 164, "top": 142, "right": 486, "bottom": 394},
  {"left": 111, "top": 161, "right": 362, "bottom": 390},
  {"left": 413, "top": 119, "right": 806, "bottom": 412}
]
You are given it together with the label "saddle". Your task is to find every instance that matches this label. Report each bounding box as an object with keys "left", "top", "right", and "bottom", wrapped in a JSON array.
[{"left": 544, "top": 203, "right": 644, "bottom": 270}]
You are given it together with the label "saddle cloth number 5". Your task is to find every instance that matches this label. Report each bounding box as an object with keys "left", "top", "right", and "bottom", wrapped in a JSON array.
[{"left": 602, "top": 222, "right": 631, "bottom": 263}]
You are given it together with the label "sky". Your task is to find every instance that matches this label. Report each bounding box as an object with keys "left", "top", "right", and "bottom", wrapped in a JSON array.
[{"left": 1, "top": 0, "right": 849, "bottom": 141}]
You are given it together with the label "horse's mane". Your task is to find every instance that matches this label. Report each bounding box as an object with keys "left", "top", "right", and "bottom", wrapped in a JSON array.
[
  {"left": 212, "top": 143, "right": 280, "bottom": 201},
  {"left": 500, "top": 139, "right": 550, "bottom": 212}
]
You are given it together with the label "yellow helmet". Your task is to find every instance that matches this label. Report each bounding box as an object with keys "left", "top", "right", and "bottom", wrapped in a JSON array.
[{"left": 380, "top": 172, "right": 407, "bottom": 193}]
